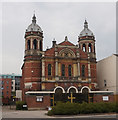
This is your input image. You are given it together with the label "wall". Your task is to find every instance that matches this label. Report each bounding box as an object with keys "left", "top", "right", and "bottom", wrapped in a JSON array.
[
  {"left": 97, "top": 54, "right": 117, "bottom": 94},
  {"left": 26, "top": 95, "right": 50, "bottom": 109},
  {"left": 16, "top": 90, "right": 22, "bottom": 101},
  {"left": 12, "top": 80, "right": 15, "bottom": 92},
  {"left": 93, "top": 94, "right": 115, "bottom": 103},
  {"left": 2, "top": 78, "right": 12, "bottom": 99}
]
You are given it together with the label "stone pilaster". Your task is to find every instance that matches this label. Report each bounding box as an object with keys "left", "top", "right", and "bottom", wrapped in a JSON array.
[
  {"left": 80, "top": 43, "right": 83, "bottom": 50},
  {"left": 86, "top": 43, "right": 88, "bottom": 52},
  {"left": 31, "top": 38, "right": 33, "bottom": 49},
  {"left": 37, "top": 40, "right": 39, "bottom": 49},
  {"left": 91, "top": 43, "right": 94, "bottom": 53},
  {"left": 55, "top": 59, "right": 59, "bottom": 81},
  {"left": 42, "top": 59, "right": 45, "bottom": 81},
  {"left": 88, "top": 61, "right": 91, "bottom": 82},
  {"left": 77, "top": 61, "right": 80, "bottom": 76}
]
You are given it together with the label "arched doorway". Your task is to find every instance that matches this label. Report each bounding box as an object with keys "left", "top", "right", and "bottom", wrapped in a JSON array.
[
  {"left": 67, "top": 86, "right": 78, "bottom": 93},
  {"left": 55, "top": 88, "right": 63, "bottom": 102},
  {"left": 50, "top": 88, "right": 64, "bottom": 106},
  {"left": 50, "top": 86, "right": 67, "bottom": 106},
  {"left": 69, "top": 88, "right": 76, "bottom": 93},
  {"left": 81, "top": 88, "right": 89, "bottom": 103}
]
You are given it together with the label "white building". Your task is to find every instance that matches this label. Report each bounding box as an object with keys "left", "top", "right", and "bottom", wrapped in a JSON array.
[
  {"left": 97, "top": 54, "right": 118, "bottom": 95},
  {"left": 12, "top": 79, "right": 15, "bottom": 92},
  {"left": 16, "top": 90, "right": 22, "bottom": 101}
]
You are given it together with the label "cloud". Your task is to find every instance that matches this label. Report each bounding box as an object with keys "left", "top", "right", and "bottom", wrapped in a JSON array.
[{"left": 2, "top": 2, "right": 116, "bottom": 74}]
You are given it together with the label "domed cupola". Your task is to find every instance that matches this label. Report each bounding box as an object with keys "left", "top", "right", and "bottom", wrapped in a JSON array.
[
  {"left": 78, "top": 20, "right": 96, "bottom": 57},
  {"left": 26, "top": 14, "right": 43, "bottom": 33},
  {"left": 25, "top": 14, "right": 43, "bottom": 38},
  {"left": 24, "top": 14, "right": 43, "bottom": 57},
  {"left": 79, "top": 20, "right": 95, "bottom": 41}
]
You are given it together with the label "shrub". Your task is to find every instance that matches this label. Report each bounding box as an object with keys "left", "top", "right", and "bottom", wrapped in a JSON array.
[
  {"left": 16, "top": 101, "right": 28, "bottom": 110},
  {"left": 48, "top": 101, "right": 78, "bottom": 115},
  {"left": 48, "top": 102, "right": 117, "bottom": 115}
]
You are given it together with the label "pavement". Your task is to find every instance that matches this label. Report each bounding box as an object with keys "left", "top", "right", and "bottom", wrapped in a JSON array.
[{"left": 1, "top": 106, "right": 118, "bottom": 120}]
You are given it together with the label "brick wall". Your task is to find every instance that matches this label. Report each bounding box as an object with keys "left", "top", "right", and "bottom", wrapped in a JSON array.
[
  {"left": 93, "top": 94, "right": 115, "bottom": 103},
  {"left": 26, "top": 95, "right": 50, "bottom": 109},
  {"left": 2, "top": 78, "right": 12, "bottom": 99}
]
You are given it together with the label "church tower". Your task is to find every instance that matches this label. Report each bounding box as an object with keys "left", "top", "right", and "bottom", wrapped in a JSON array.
[
  {"left": 25, "top": 14, "right": 43, "bottom": 54},
  {"left": 78, "top": 20, "right": 96, "bottom": 60},
  {"left": 22, "top": 14, "right": 43, "bottom": 100},
  {"left": 78, "top": 20, "right": 97, "bottom": 89}
]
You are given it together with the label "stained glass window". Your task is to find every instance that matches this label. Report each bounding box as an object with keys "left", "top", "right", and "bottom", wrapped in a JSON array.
[
  {"left": 82, "top": 65, "right": 85, "bottom": 77},
  {"left": 62, "top": 64, "right": 65, "bottom": 76},
  {"left": 68, "top": 65, "right": 72, "bottom": 76}
]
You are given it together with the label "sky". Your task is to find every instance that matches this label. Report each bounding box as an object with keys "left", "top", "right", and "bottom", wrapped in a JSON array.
[{"left": 1, "top": 2, "right": 116, "bottom": 75}]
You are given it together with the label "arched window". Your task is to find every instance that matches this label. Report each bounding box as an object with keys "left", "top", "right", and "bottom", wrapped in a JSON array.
[
  {"left": 40, "top": 41, "right": 42, "bottom": 51},
  {"left": 62, "top": 64, "right": 65, "bottom": 76},
  {"left": 88, "top": 43, "right": 92, "bottom": 52},
  {"left": 27, "top": 40, "right": 30, "bottom": 50},
  {"left": 48, "top": 64, "right": 51, "bottom": 76},
  {"left": 33, "top": 39, "right": 37, "bottom": 49},
  {"left": 83, "top": 44, "right": 86, "bottom": 52},
  {"left": 68, "top": 65, "right": 72, "bottom": 76},
  {"left": 82, "top": 65, "right": 85, "bottom": 77}
]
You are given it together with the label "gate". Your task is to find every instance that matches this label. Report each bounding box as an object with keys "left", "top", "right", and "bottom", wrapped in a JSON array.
[{"left": 50, "top": 88, "right": 93, "bottom": 106}]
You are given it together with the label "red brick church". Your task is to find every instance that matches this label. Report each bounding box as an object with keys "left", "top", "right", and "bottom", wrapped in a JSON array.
[{"left": 21, "top": 14, "right": 114, "bottom": 109}]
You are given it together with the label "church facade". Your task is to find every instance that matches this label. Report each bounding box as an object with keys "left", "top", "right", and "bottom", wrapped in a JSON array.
[{"left": 21, "top": 14, "right": 114, "bottom": 109}]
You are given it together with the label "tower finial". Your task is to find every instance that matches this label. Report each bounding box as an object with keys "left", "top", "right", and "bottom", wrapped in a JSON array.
[
  {"left": 84, "top": 19, "right": 88, "bottom": 29},
  {"left": 65, "top": 36, "right": 68, "bottom": 41},
  {"left": 32, "top": 11, "right": 36, "bottom": 24}
]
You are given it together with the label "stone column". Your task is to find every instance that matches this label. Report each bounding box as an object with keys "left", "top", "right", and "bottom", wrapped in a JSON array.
[
  {"left": 55, "top": 59, "right": 58, "bottom": 76},
  {"left": 31, "top": 38, "right": 33, "bottom": 49},
  {"left": 91, "top": 43, "right": 94, "bottom": 53},
  {"left": 88, "top": 62, "right": 91, "bottom": 82},
  {"left": 37, "top": 40, "right": 39, "bottom": 49},
  {"left": 78, "top": 62, "right": 80, "bottom": 76},
  {"left": 80, "top": 43, "right": 83, "bottom": 50},
  {"left": 86, "top": 43, "right": 88, "bottom": 52},
  {"left": 55, "top": 59, "right": 59, "bottom": 81},
  {"left": 42, "top": 59, "right": 45, "bottom": 81}
]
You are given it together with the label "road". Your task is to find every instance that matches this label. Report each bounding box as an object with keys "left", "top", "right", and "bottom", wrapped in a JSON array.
[
  {"left": 1, "top": 118, "right": 118, "bottom": 120},
  {"left": 1, "top": 106, "right": 118, "bottom": 120}
]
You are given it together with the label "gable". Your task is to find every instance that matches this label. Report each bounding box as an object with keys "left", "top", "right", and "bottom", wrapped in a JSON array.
[{"left": 58, "top": 40, "right": 75, "bottom": 46}]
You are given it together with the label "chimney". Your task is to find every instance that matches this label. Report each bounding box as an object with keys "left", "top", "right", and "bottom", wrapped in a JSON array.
[{"left": 52, "top": 38, "right": 56, "bottom": 47}]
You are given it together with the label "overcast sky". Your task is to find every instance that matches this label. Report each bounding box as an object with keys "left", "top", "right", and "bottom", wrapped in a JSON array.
[{"left": 2, "top": 2, "right": 116, "bottom": 75}]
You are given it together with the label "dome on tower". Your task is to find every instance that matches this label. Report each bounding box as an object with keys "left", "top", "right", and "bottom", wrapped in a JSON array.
[
  {"left": 26, "top": 14, "right": 43, "bottom": 33},
  {"left": 79, "top": 20, "right": 94, "bottom": 37}
]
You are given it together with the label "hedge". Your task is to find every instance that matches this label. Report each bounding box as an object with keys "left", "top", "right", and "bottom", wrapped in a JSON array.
[
  {"left": 48, "top": 102, "right": 118, "bottom": 115},
  {"left": 16, "top": 101, "right": 28, "bottom": 110}
]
